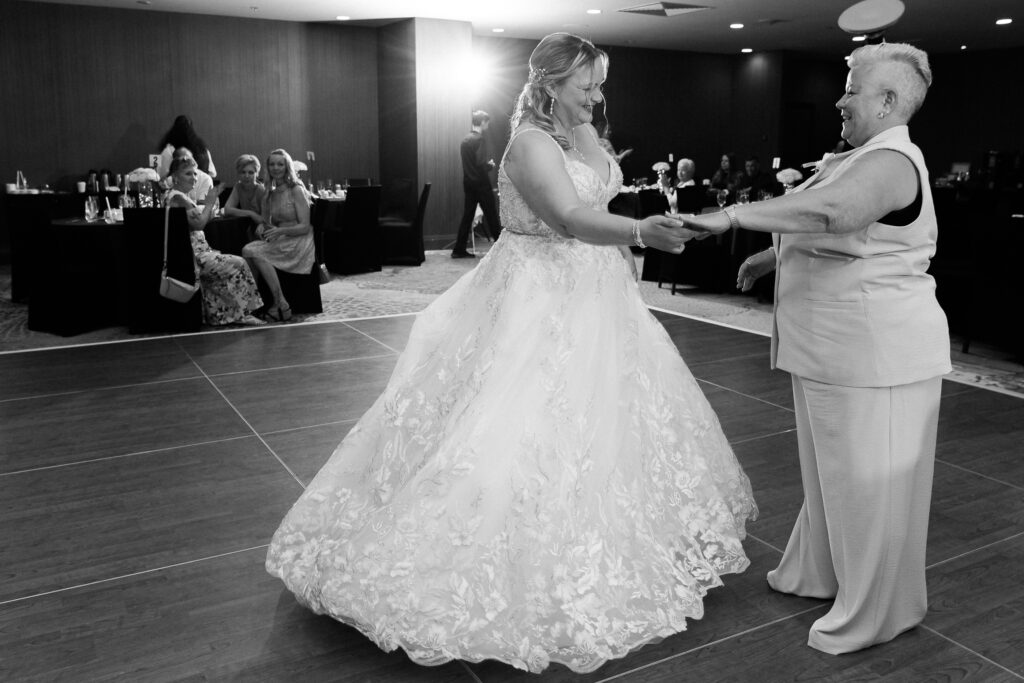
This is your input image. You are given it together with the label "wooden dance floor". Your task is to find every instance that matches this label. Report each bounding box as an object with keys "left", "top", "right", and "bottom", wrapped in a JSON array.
[{"left": 1, "top": 310, "right": 1022, "bottom": 681}]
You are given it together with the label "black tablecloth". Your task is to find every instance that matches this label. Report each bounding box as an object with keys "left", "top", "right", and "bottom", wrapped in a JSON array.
[{"left": 24, "top": 212, "right": 247, "bottom": 336}]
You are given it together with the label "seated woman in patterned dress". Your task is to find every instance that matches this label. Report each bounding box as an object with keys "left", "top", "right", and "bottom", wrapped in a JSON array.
[
  {"left": 242, "top": 148, "right": 314, "bottom": 323},
  {"left": 164, "top": 157, "right": 263, "bottom": 326},
  {"left": 223, "top": 154, "right": 265, "bottom": 241}
]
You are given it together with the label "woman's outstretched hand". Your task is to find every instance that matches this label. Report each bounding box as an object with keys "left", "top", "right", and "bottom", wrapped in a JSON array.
[
  {"left": 736, "top": 248, "right": 777, "bottom": 292},
  {"left": 640, "top": 215, "right": 701, "bottom": 254},
  {"left": 678, "top": 211, "right": 730, "bottom": 236}
]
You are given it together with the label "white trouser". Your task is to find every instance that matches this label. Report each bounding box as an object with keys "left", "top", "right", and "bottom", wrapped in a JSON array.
[{"left": 767, "top": 374, "right": 942, "bottom": 654}]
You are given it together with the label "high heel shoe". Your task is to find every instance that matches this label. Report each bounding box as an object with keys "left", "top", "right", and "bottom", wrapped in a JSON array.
[{"left": 265, "top": 304, "right": 292, "bottom": 323}]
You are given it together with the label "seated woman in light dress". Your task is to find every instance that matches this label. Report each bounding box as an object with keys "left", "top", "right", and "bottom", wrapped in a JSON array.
[
  {"left": 164, "top": 157, "right": 263, "bottom": 325},
  {"left": 241, "top": 148, "right": 314, "bottom": 323},
  {"left": 266, "top": 32, "right": 756, "bottom": 675},
  {"left": 223, "top": 154, "right": 265, "bottom": 239}
]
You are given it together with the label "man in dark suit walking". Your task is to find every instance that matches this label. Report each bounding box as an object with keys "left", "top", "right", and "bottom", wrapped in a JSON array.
[{"left": 452, "top": 110, "right": 501, "bottom": 258}]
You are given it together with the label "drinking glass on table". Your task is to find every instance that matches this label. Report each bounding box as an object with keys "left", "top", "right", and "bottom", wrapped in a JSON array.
[
  {"left": 758, "top": 190, "right": 774, "bottom": 201},
  {"left": 84, "top": 196, "right": 98, "bottom": 221},
  {"left": 737, "top": 189, "right": 750, "bottom": 205},
  {"left": 716, "top": 189, "right": 729, "bottom": 209}
]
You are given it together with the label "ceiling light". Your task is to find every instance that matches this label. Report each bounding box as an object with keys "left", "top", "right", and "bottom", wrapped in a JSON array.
[
  {"left": 336, "top": 15, "right": 350, "bottom": 20},
  {"left": 586, "top": 9, "right": 602, "bottom": 14},
  {"left": 741, "top": 48, "right": 753, "bottom": 53},
  {"left": 996, "top": 18, "right": 1012, "bottom": 25},
  {"left": 136, "top": 0, "right": 151, "bottom": 4},
  {"left": 492, "top": 28, "right": 505, "bottom": 32},
  {"left": 961, "top": 44, "right": 967, "bottom": 50},
  {"left": 729, "top": 23, "right": 744, "bottom": 29},
  {"left": 852, "top": 35, "right": 866, "bottom": 41}
]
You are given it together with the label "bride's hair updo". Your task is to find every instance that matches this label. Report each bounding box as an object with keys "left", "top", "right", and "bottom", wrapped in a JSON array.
[{"left": 511, "top": 32, "right": 609, "bottom": 151}]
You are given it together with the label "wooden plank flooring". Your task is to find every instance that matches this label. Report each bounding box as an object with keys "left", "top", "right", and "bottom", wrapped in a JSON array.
[{"left": 1, "top": 311, "right": 1022, "bottom": 682}]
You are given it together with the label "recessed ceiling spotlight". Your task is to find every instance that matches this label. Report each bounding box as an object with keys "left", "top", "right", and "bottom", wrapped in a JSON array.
[
  {"left": 729, "top": 23, "right": 744, "bottom": 29},
  {"left": 741, "top": 48, "right": 753, "bottom": 53},
  {"left": 852, "top": 35, "right": 866, "bottom": 41},
  {"left": 492, "top": 28, "right": 505, "bottom": 32},
  {"left": 586, "top": 9, "right": 602, "bottom": 14},
  {"left": 336, "top": 15, "right": 350, "bottom": 20},
  {"left": 961, "top": 44, "right": 967, "bottom": 50},
  {"left": 995, "top": 18, "right": 1012, "bottom": 25}
]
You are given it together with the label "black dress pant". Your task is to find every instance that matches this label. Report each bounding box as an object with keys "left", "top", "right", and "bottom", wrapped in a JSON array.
[{"left": 454, "top": 182, "right": 501, "bottom": 252}]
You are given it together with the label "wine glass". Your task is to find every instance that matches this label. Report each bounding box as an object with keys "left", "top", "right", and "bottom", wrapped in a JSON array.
[
  {"left": 737, "top": 189, "right": 750, "bottom": 205},
  {"left": 716, "top": 189, "right": 728, "bottom": 209}
]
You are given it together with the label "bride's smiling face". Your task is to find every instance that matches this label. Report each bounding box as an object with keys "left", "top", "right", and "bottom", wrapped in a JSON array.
[{"left": 550, "top": 60, "right": 606, "bottom": 129}]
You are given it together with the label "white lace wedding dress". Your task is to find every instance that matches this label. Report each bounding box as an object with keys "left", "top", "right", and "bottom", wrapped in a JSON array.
[{"left": 266, "top": 127, "right": 758, "bottom": 674}]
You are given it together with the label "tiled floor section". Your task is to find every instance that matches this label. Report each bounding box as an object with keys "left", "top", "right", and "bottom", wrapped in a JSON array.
[{"left": 1, "top": 311, "right": 1022, "bottom": 681}]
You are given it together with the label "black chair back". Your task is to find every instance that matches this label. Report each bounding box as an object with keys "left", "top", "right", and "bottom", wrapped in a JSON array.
[
  {"left": 380, "top": 177, "right": 416, "bottom": 222},
  {"left": 637, "top": 189, "right": 669, "bottom": 217},
  {"left": 123, "top": 207, "right": 203, "bottom": 333},
  {"left": 322, "top": 185, "right": 382, "bottom": 275},
  {"left": 382, "top": 182, "right": 429, "bottom": 266}
]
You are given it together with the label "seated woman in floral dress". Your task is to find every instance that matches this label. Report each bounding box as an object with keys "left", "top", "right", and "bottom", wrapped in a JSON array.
[
  {"left": 164, "top": 157, "right": 263, "bottom": 325},
  {"left": 241, "top": 148, "right": 314, "bottom": 323}
]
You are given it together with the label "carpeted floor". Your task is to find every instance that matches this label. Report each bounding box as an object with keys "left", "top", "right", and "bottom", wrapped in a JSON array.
[{"left": 1, "top": 248, "right": 1021, "bottom": 397}]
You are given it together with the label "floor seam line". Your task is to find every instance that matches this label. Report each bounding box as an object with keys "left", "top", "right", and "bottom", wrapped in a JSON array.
[
  {"left": 342, "top": 320, "right": 402, "bottom": 354},
  {"left": 180, "top": 343, "right": 306, "bottom": 489},
  {"left": 0, "top": 545, "right": 268, "bottom": 608},
  {"left": 0, "top": 433, "right": 253, "bottom": 478},
  {"left": 919, "top": 624, "right": 1024, "bottom": 680}
]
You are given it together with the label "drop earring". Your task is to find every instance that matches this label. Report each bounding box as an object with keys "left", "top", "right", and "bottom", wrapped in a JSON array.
[
  {"left": 877, "top": 111, "right": 885, "bottom": 119},
  {"left": 549, "top": 96, "right": 556, "bottom": 117}
]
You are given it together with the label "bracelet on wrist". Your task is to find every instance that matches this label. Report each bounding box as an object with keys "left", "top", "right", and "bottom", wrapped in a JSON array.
[
  {"left": 724, "top": 205, "right": 740, "bottom": 231},
  {"left": 631, "top": 220, "right": 646, "bottom": 248}
]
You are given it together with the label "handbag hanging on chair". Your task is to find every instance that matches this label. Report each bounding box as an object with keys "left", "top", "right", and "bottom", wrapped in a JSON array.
[{"left": 159, "top": 204, "right": 200, "bottom": 303}]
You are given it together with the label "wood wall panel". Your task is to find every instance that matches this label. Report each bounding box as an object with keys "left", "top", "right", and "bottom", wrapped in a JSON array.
[
  {"left": 0, "top": 1, "right": 377, "bottom": 190},
  {"left": 414, "top": 19, "right": 473, "bottom": 243},
  {"left": 377, "top": 20, "right": 418, "bottom": 193}
]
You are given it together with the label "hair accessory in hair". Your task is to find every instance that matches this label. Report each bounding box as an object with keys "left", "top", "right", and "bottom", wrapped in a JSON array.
[{"left": 529, "top": 67, "right": 547, "bottom": 82}]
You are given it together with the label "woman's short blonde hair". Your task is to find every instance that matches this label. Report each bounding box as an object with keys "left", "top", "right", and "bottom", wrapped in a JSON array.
[
  {"left": 235, "top": 154, "right": 261, "bottom": 174},
  {"left": 847, "top": 42, "right": 932, "bottom": 119}
]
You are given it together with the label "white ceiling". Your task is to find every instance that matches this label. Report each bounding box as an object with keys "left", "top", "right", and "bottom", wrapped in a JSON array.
[{"left": 23, "top": 0, "right": 1023, "bottom": 55}]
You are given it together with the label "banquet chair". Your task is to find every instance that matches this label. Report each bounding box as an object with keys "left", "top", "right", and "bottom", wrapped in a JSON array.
[
  {"left": 322, "top": 185, "right": 382, "bottom": 275},
  {"left": 381, "top": 182, "right": 430, "bottom": 266},
  {"left": 379, "top": 178, "right": 416, "bottom": 223},
  {"left": 122, "top": 207, "right": 203, "bottom": 334}
]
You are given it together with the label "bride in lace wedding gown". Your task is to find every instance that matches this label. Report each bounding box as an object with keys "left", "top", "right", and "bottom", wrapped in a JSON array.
[{"left": 266, "top": 32, "right": 757, "bottom": 674}]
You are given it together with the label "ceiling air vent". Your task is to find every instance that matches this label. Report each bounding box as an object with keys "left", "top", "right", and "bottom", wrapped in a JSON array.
[{"left": 619, "top": 2, "right": 710, "bottom": 18}]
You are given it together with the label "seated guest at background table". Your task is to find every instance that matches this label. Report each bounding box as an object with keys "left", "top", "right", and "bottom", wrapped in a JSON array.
[
  {"left": 161, "top": 147, "right": 214, "bottom": 203},
  {"left": 156, "top": 114, "right": 217, "bottom": 178},
  {"left": 674, "top": 158, "right": 705, "bottom": 214},
  {"left": 709, "top": 151, "right": 741, "bottom": 199},
  {"left": 223, "top": 154, "right": 265, "bottom": 237},
  {"left": 165, "top": 157, "right": 263, "bottom": 326},
  {"left": 241, "top": 148, "right": 314, "bottom": 323},
  {"left": 737, "top": 156, "right": 781, "bottom": 200}
]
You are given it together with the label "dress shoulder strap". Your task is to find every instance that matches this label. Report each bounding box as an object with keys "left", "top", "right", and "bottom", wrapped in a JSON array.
[{"left": 505, "top": 127, "right": 565, "bottom": 156}]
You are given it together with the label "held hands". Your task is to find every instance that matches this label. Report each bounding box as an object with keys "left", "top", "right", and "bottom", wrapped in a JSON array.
[
  {"left": 676, "top": 211, "right": 730, "bottom": 237},
  {"left": 639, "top": 214, "right": 702, "bottom": 254},
  {"left": 736, "top": 248, "right": 777, "bottom": 292}
]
